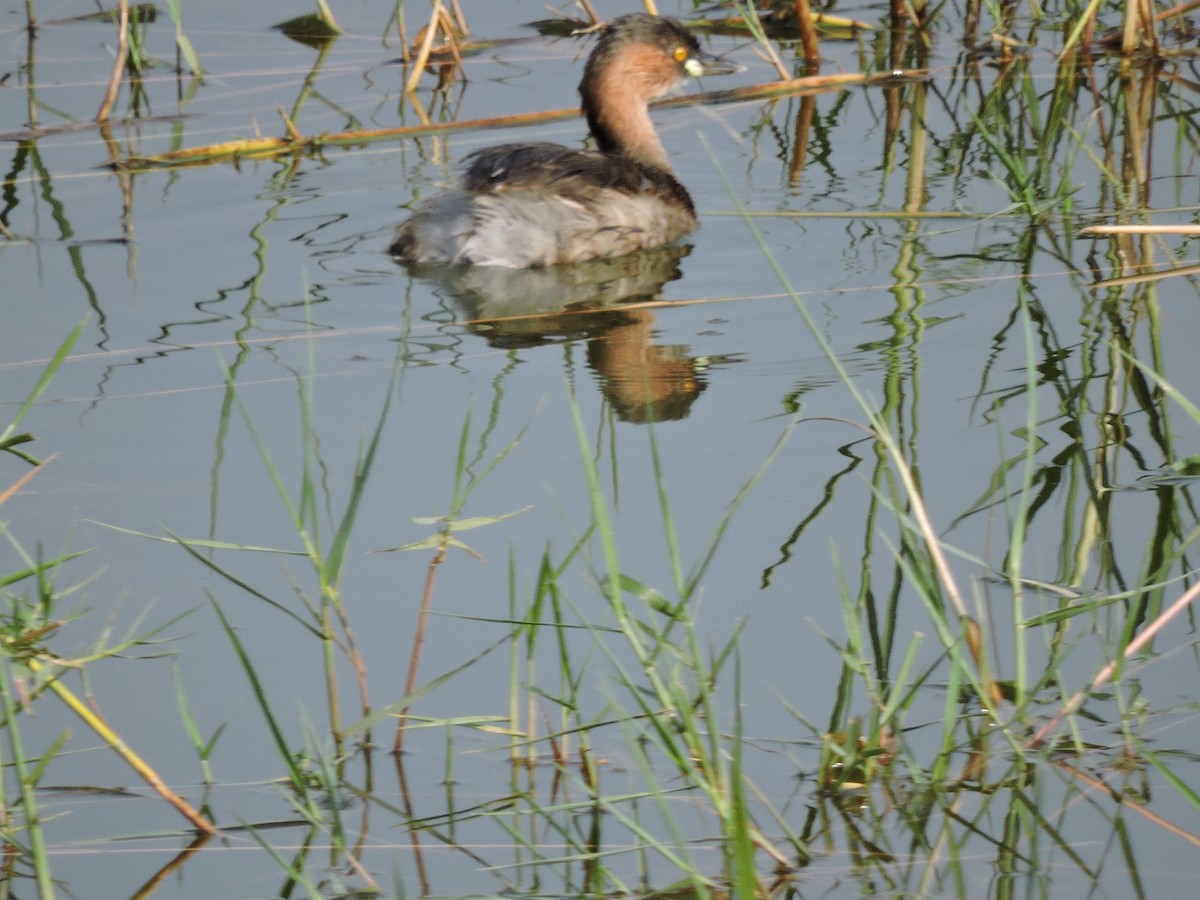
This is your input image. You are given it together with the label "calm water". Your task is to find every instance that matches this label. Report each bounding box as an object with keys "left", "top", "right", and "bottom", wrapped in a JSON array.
[{"left": 3, "top": 0, "right": 1200, "bottom": 896}]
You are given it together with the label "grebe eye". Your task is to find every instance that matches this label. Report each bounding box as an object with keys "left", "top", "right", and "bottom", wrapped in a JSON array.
[{"left": 672, "top": 45, "right": 689, "bottom": 64}]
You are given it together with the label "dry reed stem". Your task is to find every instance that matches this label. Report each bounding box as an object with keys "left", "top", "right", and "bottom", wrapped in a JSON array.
[
  {"left": 793, "top": 0, "right": 821, "bottom": 70},
  {"left": 0, "top": 455, "right": 54, "bottom": 507},
  {"left": 1124, "top": 0, "right": 1158, "bottom": 53},
  {"left": 392, "top": 543, "right": 445, "bottom": 755},
  {"left": 1079, "top": 224, "right": 1200, "bottom": 234},
  {"left": 26, "top": 657, "right": 218, "bottom": 834},
  {"left": 96, "top": 0, "right": 129, "bottom": 122},
  {"left": 1055, "top": 760, "right": 1200, "bottom": 848},
  {"left": 1028, "top": 578, "right": 1200, "bottom": 748},
  {"left": 449, "top": 0, "right": 468, "bottom": 35},
  {"left": 112, "top": 70, "right": 913, "bottom": 171},
  {"left": 1090, "top": 262, "right": 1200, "bottom": 288},
  {"left": 748, "top": 8, "right": 791, "bottom": 80},
  {"left": 397, "top": 9, "right": 410, "bottom": 63},
  {"left": 406, "top": 0, "right": 446, "bottom": 95},
  {"left": 881, "top": 442, "right": 969, "bottom": 622},
  {"left": 1156, "top": 0, "right": 1200, "bottom": 17}
]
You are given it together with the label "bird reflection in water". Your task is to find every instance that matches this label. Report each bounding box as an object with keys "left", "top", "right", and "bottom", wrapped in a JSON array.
[{"left": 405, "top": 245, "right": 716, "bottom": 423}]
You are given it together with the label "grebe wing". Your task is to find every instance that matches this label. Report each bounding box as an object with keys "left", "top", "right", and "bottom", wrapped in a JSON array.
[{"left": 460, "top": 142, "right": 646, "bottom": 196}]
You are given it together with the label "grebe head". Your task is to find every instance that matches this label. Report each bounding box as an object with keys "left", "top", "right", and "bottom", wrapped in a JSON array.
[{"left": 580, "top": 14, "right": 741, "bottom": 172}]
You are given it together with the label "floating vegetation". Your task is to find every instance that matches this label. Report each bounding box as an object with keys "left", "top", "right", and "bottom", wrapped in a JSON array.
[{"left": 275, "top": 13, "right": 343, "bottom": 48}]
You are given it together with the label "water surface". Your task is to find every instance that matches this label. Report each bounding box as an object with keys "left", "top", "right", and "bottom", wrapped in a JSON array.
[{"left": 3, "top": 0, "right": 1200, "bottom": 896}]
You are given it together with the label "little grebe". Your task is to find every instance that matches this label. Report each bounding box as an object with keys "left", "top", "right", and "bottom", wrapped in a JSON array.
[{"left": 389, "top": 14, "right": 740, "bottom": 268}]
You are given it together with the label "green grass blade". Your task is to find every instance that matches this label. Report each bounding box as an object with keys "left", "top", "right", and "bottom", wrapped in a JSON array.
[
  {"left": 0, "top": 317, "right": 87, "bottom": 461},
  {"left": 209, "top": 597, "right": 310, "bottom": 798}
]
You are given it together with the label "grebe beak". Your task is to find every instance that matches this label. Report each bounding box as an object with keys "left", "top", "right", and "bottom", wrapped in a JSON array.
[{"left": 685, "top": 53, "right": 745, "bottom": 78}]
